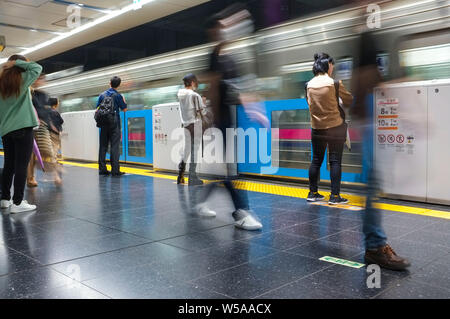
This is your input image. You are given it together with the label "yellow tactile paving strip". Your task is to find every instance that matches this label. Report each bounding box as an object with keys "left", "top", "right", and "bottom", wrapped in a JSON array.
[
  {"left": 57, "top": 160, "right": 450, "bottom": 220},
  {"left": 0, "top": 150, "right": 448, "bottom": 220}
]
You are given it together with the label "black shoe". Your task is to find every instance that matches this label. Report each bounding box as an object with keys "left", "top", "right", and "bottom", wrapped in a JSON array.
[
  {"left": 112, "top": 172, "right": 126, "bottom": 177},
  {"left": 177, "top": 161, "right": 186, "bottom": 185},
  {"left": 307, "top": 191, "right": 325, "bottom": 202},
  {"left": 188, "top": 176, "right": 204, "bottom": 186},
  {"left": 328, "top": 195, "right": 349, "bottom": 205},
  {"left": 99, "top": 171, "right": 110, "bottom": 176},
  {"left": 365, "top": 244, "right": 411, "bottom": 271},
  {"left": 177, "top": 175, "right": 185, "bottom": 184}
]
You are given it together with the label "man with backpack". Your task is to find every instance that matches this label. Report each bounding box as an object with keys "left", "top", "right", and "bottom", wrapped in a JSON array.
[{"left": 96, "top": 76, "right": 127, "bottom": 176}]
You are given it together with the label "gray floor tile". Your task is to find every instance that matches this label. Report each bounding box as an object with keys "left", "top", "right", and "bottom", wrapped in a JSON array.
[{"left": 375, "top": 279, "right": 450, "bottom": 299}]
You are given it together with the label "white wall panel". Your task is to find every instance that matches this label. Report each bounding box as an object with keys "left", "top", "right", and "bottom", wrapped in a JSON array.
[{"left": 427, "top": 83, "right": 450, "bottom": 204}]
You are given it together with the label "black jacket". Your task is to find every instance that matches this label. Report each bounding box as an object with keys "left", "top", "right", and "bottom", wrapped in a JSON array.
[
  {"left": 32, "top": 90, "right": 52, "bottom": 127},
  {"left": 49, "top": 109, "right": 64, "bottom": 133}
]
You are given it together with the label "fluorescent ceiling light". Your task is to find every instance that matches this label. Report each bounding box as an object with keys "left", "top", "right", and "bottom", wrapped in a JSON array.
[{"left": 0, "top": 0, "right": 158, "bottom": 64}]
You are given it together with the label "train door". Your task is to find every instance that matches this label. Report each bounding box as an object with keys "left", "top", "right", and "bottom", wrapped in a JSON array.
[{"left": 124, "top": 110, "right": 153, "bottom": 165}]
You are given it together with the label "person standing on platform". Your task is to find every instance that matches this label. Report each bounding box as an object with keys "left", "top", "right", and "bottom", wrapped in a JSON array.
[
  {"left": 26, "top": 73, "right": 50, "bottom": 188},
  {"left": 47, "top": 97, "right": 64, "bottom": 184},
  {"left": 28, "top": 74, "right": 63, "bottom": 186},
  {"left": 306, "top": 53, "right": 353, "bottom": 205},
  {"left": 351, "top": 31, "right": 410, "bottom": 271},
  {"left": 177, "top": 73, "right": 206, "bottom": 186},
  {"left": 0, "top": 55, "right": 41, "bottom": 213},
  {"left": 96, "top": 76, "right": 127, "bottom": 177},
  {"left": 48, "top": 97, "right": 64, "bottom": 161}
]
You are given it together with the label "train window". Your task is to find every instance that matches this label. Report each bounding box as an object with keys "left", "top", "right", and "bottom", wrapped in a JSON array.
[
  {"left": 335, "top": 58, "right": 353, "bottom": 79},
  {"left": 399, "top": 43, "right": 450, "bottom": 80},
  {"left": 255, "top": 77, "right": 283, "bottom": 100},
  {"left": 281, "top": 72, "right": 314, "bottom": 100},
  {"left": 120, "top": 85, "right": 182, "bottom": 110},
  {"left": 60, "top": 97, "right": 97, "bottom": 113},
  {"left": 279, "top": 61, "right": 314, "bottom": 100},
  {"left": 271, "top": 108, "right": 362, "bottom": 173},
  {"left": 398, "top": 29, "right": 450, "bottom": 81},
  {"left": 377, "top": 53, "right": 390, "bottom": 78},
  {"left": 127, "top": 117, "right": 146, "bottom": 158},
  {"left": 271, "top": 109, "right": 311, "bottom": 169}
]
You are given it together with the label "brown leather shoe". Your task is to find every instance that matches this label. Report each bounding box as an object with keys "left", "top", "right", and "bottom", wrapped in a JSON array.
[
  {"left": 27, "top": 178, "right": 38, "bottom": 188},
  {"left": 365, "top": 244, "right": 410, "bottom": 271}
]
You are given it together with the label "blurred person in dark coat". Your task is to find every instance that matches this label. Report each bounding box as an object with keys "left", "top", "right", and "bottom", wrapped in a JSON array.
[
  {"left": 193, "top": 5, "right": 263, "bottom": 230},
  {"left": 351, "top": 31, "right": 410, "bottom": 271}
]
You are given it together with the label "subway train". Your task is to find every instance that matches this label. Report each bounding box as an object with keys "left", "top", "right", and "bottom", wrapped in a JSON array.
[{"left": 32, "top": 0, "right": 450, "bottom": 201}]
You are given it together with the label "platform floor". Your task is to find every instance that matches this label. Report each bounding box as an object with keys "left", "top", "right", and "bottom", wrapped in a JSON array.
[{"left": 0, "top": 159, "right": 449, "bottom": 299}]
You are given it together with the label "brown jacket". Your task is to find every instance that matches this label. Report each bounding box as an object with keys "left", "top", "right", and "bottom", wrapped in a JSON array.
[{"left": 307, "top": 74, "right": 353, "bottom": 130}]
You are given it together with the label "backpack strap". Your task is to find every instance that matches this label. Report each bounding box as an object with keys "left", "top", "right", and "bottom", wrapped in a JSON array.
[
  {"left": 334, "top": 80, "right": 346, "bottom": 121},
  {"left": 334, "top": 80, "right": 340, "bottom": 105}
]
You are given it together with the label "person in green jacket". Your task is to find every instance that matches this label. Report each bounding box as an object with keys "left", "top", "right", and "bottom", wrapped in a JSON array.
[{"left": 0, "top": 55, "right": 41, "bottom": 213}]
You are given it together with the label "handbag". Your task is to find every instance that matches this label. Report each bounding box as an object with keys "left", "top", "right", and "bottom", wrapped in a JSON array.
[{"left": 193, "top": 95, "right": 213, "bottom": 131}]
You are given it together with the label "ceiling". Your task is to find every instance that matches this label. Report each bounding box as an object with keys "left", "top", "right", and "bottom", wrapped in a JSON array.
[{"left": 0, "top": 0, "right": 209, "bottom": 62}]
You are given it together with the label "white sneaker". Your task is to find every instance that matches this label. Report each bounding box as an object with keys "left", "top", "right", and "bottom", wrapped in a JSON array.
[
  {"left": 1, "top": 200, "right": 12, "bottom": 209},
  {"left": 232, "top": 209, "right": 263, "bottom": 231},
  {"left": 10, "top": 200, "right": 37, "bottom": 214},
  {"left": 195, "top": 203, "right": 217, "bottom": 217}
]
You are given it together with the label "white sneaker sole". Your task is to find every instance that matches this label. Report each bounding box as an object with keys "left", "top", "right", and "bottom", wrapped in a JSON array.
[
  {"left": 198, "top": 210, "right": 217, "bottom": 217},
  {"left": 1, "top": 201, "right": 12, "bottom": 209},
  {"left": 328, "top": 201, "right": 349, "bottom": 205},
  {"left": 307, "top": 198, "right": 324, "bottom": 202},
  {"left": 10, "top": 206, "right": 37, "bottom": 214},
  {"left": 195, "top": 205, "right": 216, "bottom": 217},
  {"left": 234, "top": 218, "right": 262, "bottom": 231}
]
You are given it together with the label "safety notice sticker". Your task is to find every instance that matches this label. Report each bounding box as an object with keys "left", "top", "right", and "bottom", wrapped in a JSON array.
[
  {"left": 387, "top": 134, "right": 396, "bottom": 144},
  {"left": 396, "top": 134, "right": 405, "bottom": 144},
  {"left": 377, "top": 98, "right": 399, "bottom": 131}
]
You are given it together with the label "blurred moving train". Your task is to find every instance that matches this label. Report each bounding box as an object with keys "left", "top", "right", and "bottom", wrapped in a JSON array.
[{"left": 13, "top": 0, "right": 449, "bottom": 200}]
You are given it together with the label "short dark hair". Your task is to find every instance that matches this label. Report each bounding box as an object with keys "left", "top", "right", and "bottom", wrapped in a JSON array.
[
  {"left": 48, "top": 97, "right": 58, "bottom": 107},
  {"left": 110, "top": 76, "right": 121, "bottom": 89},
  {"left": 183, "top": 73, "right": 198, "bottom": 87},
  {"left": 312, "top": 53, "right": 334, "bottom": 76}
]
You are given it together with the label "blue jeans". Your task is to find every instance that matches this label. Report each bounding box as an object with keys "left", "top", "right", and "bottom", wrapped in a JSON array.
[{"left": 361, "top": 124, "right": 387, "bottom": 249}]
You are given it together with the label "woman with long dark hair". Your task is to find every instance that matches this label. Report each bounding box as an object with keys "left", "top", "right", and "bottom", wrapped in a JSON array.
[
  {"left": 306, "top": 53, "right": 353, "bottom": 204},
  {"left": 0, "top": 55, "right": 42, "bottom": 213}
]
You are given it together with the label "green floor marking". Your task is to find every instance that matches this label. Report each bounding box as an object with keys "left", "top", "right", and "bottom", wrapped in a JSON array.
[{"left": 319, "top": 256, "right": 365, "bottom": 268}]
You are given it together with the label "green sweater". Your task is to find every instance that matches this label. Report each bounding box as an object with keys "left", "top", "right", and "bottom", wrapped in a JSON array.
[{"left": 0, "top": 60, "right": 42, "bottom": 137}]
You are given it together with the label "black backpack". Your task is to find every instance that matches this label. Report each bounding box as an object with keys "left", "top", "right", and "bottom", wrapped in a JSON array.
[{"left": 94, "top": 93, "right": 117, "bottom": 128}]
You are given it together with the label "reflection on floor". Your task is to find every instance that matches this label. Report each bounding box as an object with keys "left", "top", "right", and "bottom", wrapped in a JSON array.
[{"left": 0, "top": 160, "right": 449, "bottom": 299}]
